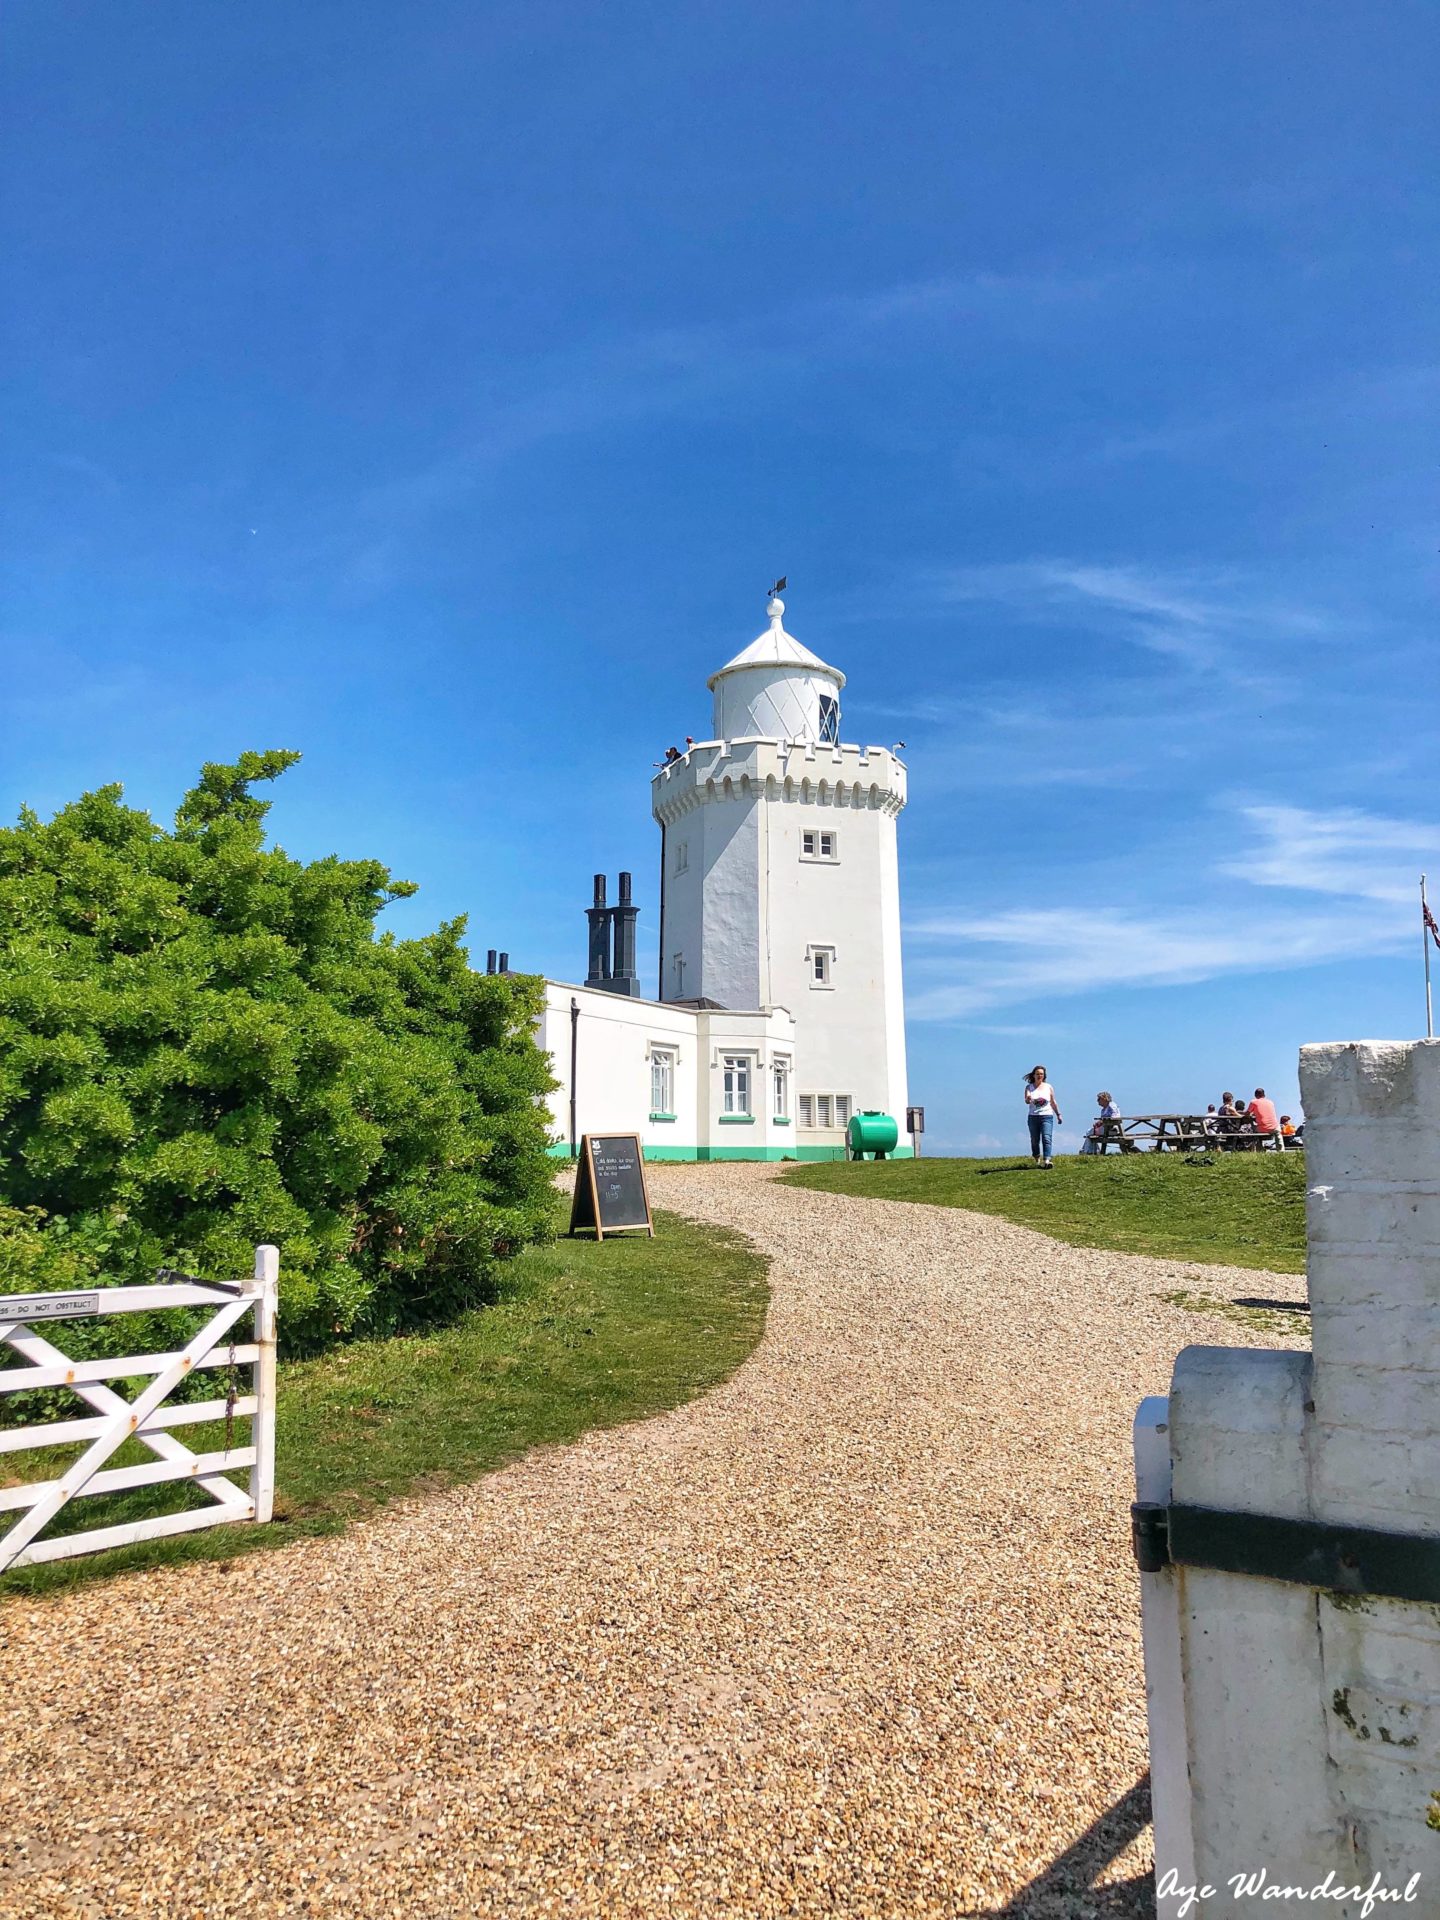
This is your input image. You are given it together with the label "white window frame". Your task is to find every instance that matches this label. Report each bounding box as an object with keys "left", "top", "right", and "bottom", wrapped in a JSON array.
[
  {"left": 800, "top": 828, "right": 839, "bottom": 863},
  {"left": 722, "top": 1054, "right": 752, "bottom": 1116},
  {"left": 772, "top": 1056, "right": 790, "bottom": 1120},
  {"left": 818, "top": 694, "right": 840, "bottom": 744},
  {"left": 650, "top": 1047, "right": 676, "bottom": 1116},
  {"left": 673, "top": 953, "right": 686, "bottom": 996},
  {"left": 809, "top": 945, "right": 835, "bottom": 988}
]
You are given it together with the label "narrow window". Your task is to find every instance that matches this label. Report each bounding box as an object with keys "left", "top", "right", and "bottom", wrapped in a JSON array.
[
  {"left": 674, "top": 840, "right": 689, "bottom": 874},
  {"left": 650, "top": 1049, "right": 675, "bottom": 1115},
  {"left": 722, "top": 1055, "right": 751, "bottom": 1115},
  {"left": 835, "top": 1094, "right": 852, "bottom": 1129},
  {"left": 798, "top": 1094, "right": 814, "bottom": 1128},
  {"left": 818, "top": 694, "right": 840, "bottom": 744},
  {"left": 673, "top": 954, "right": 686, "bottom": 995},
  {"left": 818, "top": 831, "right": 836, "bottom": 859},
  {"left": 810, "top": 946, "right": 834, "bottom": 986},
  {"left": 802, "top": 829, "right": 817, "bottom": 857},
  {"left": 772, "top": 1057, "right": 790, "bottom": 1120}
]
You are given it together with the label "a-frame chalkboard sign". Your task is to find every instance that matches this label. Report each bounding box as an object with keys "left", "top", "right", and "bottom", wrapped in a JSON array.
[{"left": 569, "top": 1133, "right": 655, "bottom": 1240}]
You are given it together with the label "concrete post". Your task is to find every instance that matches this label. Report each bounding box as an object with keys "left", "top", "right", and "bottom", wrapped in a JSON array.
[{"left": 1142, "top": 1040, "right": 1440, "bottom": 1913}]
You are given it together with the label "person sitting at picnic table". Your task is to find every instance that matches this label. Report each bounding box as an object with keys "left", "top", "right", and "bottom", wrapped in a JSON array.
[
  {"left": 1247, "top": 1087, "right": 1280, "bottom": 1141},
  {"left": 1280, "top": 1113, "right": 1298, "bottom": 1145},
  {"left": 1080, "top": 1091, "right": 1121, "bottom": 1154}
]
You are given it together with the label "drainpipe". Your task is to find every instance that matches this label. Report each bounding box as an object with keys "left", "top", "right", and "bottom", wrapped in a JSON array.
[
  {"left": 657, "top": 822, "right": 667, "bottom": 999},
  {"left": 569, "top": 997, "right": 580, "bottom": 1158}
]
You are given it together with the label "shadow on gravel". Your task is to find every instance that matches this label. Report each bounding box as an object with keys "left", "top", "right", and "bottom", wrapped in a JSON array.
[
  {"left": 964, "top": 1774, "right": 1155, "bottom": 1918},
  {"left": 1234, "top": 1296, "right": 1309, "bottom": 1314}
]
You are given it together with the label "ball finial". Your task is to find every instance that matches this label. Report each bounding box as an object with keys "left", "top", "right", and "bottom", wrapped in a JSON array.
[{"left": 766, "top": 595, "right": 785, "bottom": 621}]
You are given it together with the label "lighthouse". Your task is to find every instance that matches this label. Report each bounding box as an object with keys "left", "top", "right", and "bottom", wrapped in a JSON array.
[
  {"left": 536, "top": 588, "right": 911, "bottom": 1159},
  {"left": 651, "top": 592, "right": 909, "bottom": 1142}
]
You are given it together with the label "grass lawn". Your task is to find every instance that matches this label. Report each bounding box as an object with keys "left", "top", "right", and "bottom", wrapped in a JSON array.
[
  {"left": 780, "top": 1150, "right": 1307, "bottom": 1272},
  {"left": 1, "top": 1203, "right": 767, "bottom": 1599}
]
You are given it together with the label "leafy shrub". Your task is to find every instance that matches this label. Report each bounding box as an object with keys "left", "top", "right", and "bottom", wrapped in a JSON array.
[{"left": 0, "top": 752, "right": 557, "bottom": 1364}]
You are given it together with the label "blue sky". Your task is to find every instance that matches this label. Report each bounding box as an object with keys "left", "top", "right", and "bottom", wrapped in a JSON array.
[{"left": 3, "top": 1, "right": 1436, "bottom": 1152}]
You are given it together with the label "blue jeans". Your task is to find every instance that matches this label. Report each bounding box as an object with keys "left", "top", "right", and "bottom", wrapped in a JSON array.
[{"left": 1028, "top": 1113, "right": 1054, "bottom": 1160}]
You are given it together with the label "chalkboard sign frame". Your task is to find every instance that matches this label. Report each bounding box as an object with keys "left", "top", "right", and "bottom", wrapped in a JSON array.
[{"left": 569, "top": 1133, "right": 655, "bottom": 1241}]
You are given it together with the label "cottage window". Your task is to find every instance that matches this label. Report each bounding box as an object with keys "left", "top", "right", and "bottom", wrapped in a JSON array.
[
  {"left": 772, "top": 1057, "right": 790, "bottom": 1120},
  {"left": 650, "top": 1049, "right": 676, "bottom": 1116},
  {"left": 722, "top": 1055, "right": 751, "bottom": 1115}
]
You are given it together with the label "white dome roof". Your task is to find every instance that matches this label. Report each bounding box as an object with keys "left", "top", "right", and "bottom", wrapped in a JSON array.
[{"left": 706, "top": 597, "right": 845, "bottom": 691}]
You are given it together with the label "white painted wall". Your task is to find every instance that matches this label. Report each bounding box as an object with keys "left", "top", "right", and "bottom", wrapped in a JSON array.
[
  {"left": 538, "top": 980, "right": 796, "bottom": 1157},
  {"left": 1140, "top": 1039, "right": 1440, "bottom": 1914},
  {"left": 653, "top": 736, "right": 908, "bottom": 1141},
  {"left": 712, "top": 662, "right": 843, "bottom": 745}
]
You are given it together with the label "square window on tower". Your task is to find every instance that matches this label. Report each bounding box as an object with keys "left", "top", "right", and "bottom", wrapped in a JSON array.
[
  {"left": 818, "top": 695, "right": 840, "bottom": 744},
  {"left": 800, "top": 829, "right": 838, "bottom": 863}
]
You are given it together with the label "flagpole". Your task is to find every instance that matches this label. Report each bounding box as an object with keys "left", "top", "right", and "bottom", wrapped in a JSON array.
[{"left": 1425, "top": 873, "right": 1435, "bottom": 1041}]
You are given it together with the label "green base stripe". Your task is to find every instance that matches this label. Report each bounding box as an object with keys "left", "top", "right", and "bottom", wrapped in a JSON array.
[{"left": 547, "top": 1140, "right": 915, "bottom": 1163}]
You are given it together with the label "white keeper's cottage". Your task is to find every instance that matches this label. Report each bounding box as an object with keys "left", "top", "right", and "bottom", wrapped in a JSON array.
[{"left": 537, "top": 592, "right": 910, "bottom": 1160}]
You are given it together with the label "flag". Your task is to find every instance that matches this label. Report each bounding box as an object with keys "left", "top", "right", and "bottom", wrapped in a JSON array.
[{"left": 1426, "top": 898, "right": 1440, "bottom": 952}]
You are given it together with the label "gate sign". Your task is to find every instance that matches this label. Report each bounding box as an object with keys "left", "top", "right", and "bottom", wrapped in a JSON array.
[
  {"left": 569, "top": 1134, "right": 655, "bottom": 1240},
  {"left": 0, "top": 1292, "right": 99, "bottom": 1324},
  {"left": 906, "top": 1106, "right": 925, "bottom": 1133}
]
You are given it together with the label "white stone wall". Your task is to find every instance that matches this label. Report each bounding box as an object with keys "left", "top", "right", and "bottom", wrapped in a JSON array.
[
  {"left": 537, "top": 981, "right": 797, "bottom": 1158},
  {"left": 1141, "top": 1040, "right": 1440, "bottom": 1917},
  {"left": 653, "top": 736, "right": 909, "bottom": 1134}
]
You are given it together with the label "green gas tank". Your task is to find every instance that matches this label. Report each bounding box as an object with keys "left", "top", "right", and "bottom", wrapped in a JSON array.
[{"left": 847, "top": 1110, "right": 899, "bottom": 1159}]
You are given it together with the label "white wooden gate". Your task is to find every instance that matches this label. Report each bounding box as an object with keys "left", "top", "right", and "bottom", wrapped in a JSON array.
[{"left": 0, "top": 1245, "right": 278, "bottom": 1573}]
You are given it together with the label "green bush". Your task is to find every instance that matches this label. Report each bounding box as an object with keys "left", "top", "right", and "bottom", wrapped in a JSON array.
[{"left": 0, "top": 751, "right": 557, "bottom": 1365}]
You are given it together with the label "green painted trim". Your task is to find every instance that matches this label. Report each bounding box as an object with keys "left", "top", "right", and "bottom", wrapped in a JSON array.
[
  {"left": 649, "top": 1112, "right": 677, "bottom": 1122},
  {"left": 773, "top": 1116, "right": 791, "bottom": 1125},
  {"left": 545, "top": 1140, "right": 915, "bottom": 1164},
  {"left": 717, "top": 1114, "right": 755, "bottom": 1125}
]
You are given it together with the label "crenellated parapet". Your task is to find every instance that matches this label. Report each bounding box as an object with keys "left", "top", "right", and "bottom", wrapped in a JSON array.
[{"left": 651, "top": 737, "right": 907, "bottom": 828}]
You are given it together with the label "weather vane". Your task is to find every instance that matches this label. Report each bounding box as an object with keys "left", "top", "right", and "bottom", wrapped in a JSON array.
[{"left": 769, "top": 575, "right": 787, "bottom": 598}]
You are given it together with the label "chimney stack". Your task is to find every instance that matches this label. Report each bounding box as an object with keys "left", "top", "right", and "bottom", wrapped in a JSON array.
[
  {"left": 610, "top": 871, "right": 641, "bottom": 997},
  {"left": 498, "top": 952, "right": 509, "bottom": 974},
  {"left": 584, "top": 874, "right": 611, "bottom": 988},
  {"left": 486, "top": 949, "right": 497, "bottom": 975}
]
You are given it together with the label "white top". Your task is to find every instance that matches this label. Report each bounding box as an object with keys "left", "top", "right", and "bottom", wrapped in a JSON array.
[
  {"left": 707, "top": 598, "right": 847, "bottom": 744},
  {"left": 1026, "top": 1081, "right": 1058, "bottom": 1116},
  {"left": 706, "top": 598, "right": 846, "bottom": 691}
]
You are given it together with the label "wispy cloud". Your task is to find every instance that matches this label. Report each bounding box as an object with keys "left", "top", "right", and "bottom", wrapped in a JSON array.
[
  {"left": 1220, "top": 804, "right": 1437, "bottom": 905},
  {"left": 904, "top": 800, "right": 1432, "bottom": 1020},
  {"left": 906, "top": 900, "right": 1406, "bottom": 1020},
  {"left": 929, "top": 559, "right": 1332, "bottom": 673},
  {"left": 356, "top": 271, "right": 1118, "bottom": 532}
]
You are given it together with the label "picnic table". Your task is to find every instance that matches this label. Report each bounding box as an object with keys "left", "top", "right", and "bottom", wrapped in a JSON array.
[{"left": 1088, "top": 1113, "right": 1288, "bottom": 1154}]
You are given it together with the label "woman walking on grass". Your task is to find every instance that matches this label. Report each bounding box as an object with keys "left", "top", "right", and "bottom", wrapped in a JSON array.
[{"left": 1024, "top": 1065, "right": 1063, "bottom": 1168}]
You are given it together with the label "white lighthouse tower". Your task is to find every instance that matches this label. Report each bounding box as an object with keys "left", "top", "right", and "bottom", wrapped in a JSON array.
[{"left": 652, "top": 592, "right": 908, "bottom": 1148}]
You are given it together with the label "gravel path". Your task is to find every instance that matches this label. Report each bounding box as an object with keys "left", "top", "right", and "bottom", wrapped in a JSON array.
[{"left": 0, "top": 1164, "right": 1308, "bottom": 1919}]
